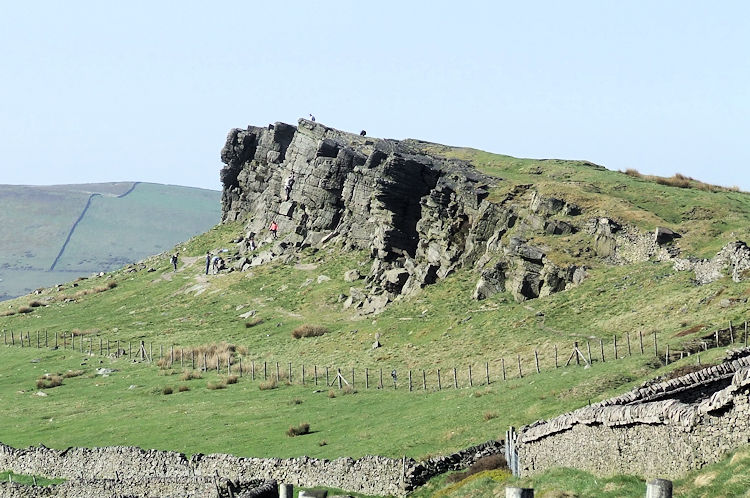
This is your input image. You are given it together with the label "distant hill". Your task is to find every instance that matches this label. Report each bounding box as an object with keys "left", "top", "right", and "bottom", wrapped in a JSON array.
[{"left": 0, "top": 182, "right": 220, "bottom": 300}]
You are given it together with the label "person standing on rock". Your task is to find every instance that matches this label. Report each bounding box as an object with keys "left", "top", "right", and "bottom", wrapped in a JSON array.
[
  {"left": 283, "top": 173, "right": 295, "bottom": 200},
  {"left": 205, "top": 251, "right": 211, "bottom": 275},
  {"left": 269, "top": 220, "right": 278, "bottom": 239},
  {"left": 170, "top": 253, "right": 178, "bottom": 272}
]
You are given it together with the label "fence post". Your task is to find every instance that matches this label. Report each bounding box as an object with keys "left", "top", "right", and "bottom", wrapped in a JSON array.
[
  {"left": 192, "top": 351, "right": 195, "bottom": 370},
  {"left": 715, "top": 330, "right": 719, "bottom": 348},
  {"left": 56, "top": 332, "right": 59, "bottom": 349},
  {"left": 239, "top": 357, "right": 243, "bottom": 377},
  {"left": 365, "top": 368, "right": 369, "bottom": 389},
  {"left": 301, "top": 365, "right": 305, "bottom": 385},
  {"left": 534, "top": 350, "right": 540, "bottom": 374},
  {"left": 204, "top": 353, "right": 208, "bottom": 372},
  {"left": 180, "top": 348, "right": 184, "bottom": 368},
  {"left": 409, "top": 370, "right": 413, "bottom": 391},
  {"left": 730, "top": 321, "right": 734, "bottom": 343},
  {"left": 645, "top": 478, "right": 672, "bottom": 498},
  {"left": 640, "top": 330, "right": 644, "bottom": 354},
  {"left": 665, "top": 345, "right": 670, "bottom": 365},
  {"left": 288, "top": 362, "right": 292, "bottom": 383},
  {"left": 337, "top": 368, "right": 343, "bottom": 389},
  {"left": 252, "top": 360, "right": 256, "bottom": 380},
  {"left": 351, "top": 368, "right": 355, "bottom": 388},
  {"left": 587, "top": 341, "right": 592, "bottom": 364},
  {"left": 627, "top": 332, "right": 632, "bottom": 355},
  {"left": 312, "top": 364, "right": 316, "bottom": 385},
  {"left": 453, "top": 367, "right": 458, "bottom": 388},
  {"left": 46, "top": 330, "right": 48, "bottom": 348},
  {"left": 276, "top": 362, "right": 280, "bottom": 381},
  {"left": 170, "top": 346, "right": 174, "bottom": 367},
  {"left": 217, "top": 356, "right": 220, "bottom": 374},
  {"left": 505, "top": 487, "right": 534, "bottom": 498},
  {"left": 501, "top": 358, "right": 506, "bottom": 381},
  {"left": 423, "top": 369, "right": 427, "bottom": 390},
  {"left": 263, "top": 361, "right": 267, "bottom": 380},
  {"left": 128, "top": 341, "right": 131, "bottom": 358},
  {"left": 468, "top": 365, "right": 472, "bottom": 387},
  {"left": 554, "top": 345, "right": 558, "bottom": 368},
  {"left": 379, "top": 368, "right": 383, "bottom": 389},
  {"left": 654, "top": 331, "right": 658, "bottom": 357},
  {"left": 326, "top": 367, "right": 330, "bottom": 386},
  {"left": 745, "top": 321, "right": 748, "bottom": 347},
  {"left": 517, "top": 354, "right": 522, "bottom": 378},
  {"left": 613, "top": 335, "right": 618, "bottom": 360},
  {"left": 485, "top": 362, "right": 490, "bottom": 385},
  {"left": 437, "top": 369, "right": 442, "bottom": 390},
  {"left": 36, "top": 331, "right": 39, "bottom": 348}
]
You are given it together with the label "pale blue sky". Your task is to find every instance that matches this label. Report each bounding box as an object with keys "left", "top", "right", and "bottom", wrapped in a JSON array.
[{"left": 1, "top": 1, "right": 748, "bottom": 191}]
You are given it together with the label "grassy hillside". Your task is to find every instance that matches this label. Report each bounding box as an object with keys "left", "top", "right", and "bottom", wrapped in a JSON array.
[
  {"left": 0, "top": 151, "right": 748, "bottom": 495},
  {"left": 0, "top": 182, "right": 220, "bottom": 300}
]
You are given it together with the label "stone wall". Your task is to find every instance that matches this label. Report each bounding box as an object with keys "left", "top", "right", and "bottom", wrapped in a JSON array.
[
  {"left": 0, "top": 477, "right": 275, "bottom": 498},
  {"left": 0, "top": 439, "right": 503, "bottom": 497},
  {"left": 515, "top": 354, "right": 750, "bottom": 478}
]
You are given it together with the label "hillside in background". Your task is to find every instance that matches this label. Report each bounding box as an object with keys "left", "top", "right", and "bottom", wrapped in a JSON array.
[
  {"left": 0, "top": 182, "right": 221, "bottom": 301},
  {"left": 0, "top": 121, "right": 749, "bottom": 496}
]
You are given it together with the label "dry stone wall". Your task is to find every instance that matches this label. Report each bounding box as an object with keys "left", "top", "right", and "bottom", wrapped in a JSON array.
[
  {"left": 0, "top": 439, "right": 503, "bottom": 497},
  {"left": 515, "top": 353, "right": 750, "bottom": 478}
]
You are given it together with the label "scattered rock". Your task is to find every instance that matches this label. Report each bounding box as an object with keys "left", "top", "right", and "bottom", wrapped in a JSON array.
[
  {"left": 317, "top": 275, "right": 331, "bottom": 284},
  {"left": 343, "top": 270, "right": 361, "bottom": 282}
]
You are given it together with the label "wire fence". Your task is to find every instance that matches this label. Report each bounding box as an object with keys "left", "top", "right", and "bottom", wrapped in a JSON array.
[{"left": 2, "top": 320, "right": 747, "bottom": 391}]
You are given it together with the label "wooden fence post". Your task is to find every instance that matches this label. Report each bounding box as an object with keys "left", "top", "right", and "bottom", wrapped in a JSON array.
[
  {"left": 501, "top": 358, "right": 506, "bottom": 381},
  {"left": 423, "top": 369, "right": 427, "bottom": 390},
  {"left": 715, "top": 330, "right": 719, "bottom": 348},
  {"left": 216, "top": 356, "right": 220, "bottom": 374},
  {"left": 453, "top": 367, "right": 458, "bottom": 388},
  {"left": 639, "top": 330, "right": 644, "bottom": 354},
  {"left": 276, "top": 362, "right": 280, "bottom": 381},
  {"left": 312, "top": 364, "right": 316, "bottom": 385},
  {"left": 554, "top": 345, "right": 558, "bottom": 368},
  {"left": 301, "top": 365, "right": 305, "bottom": 385},
  {"left": 264, "top": 361, "right": 267, "bottom": 380},
  {"left": 36, "top": 331, "right": 39, "bottom": 348},
  {"left": 337, "top": 368, "right": 343, "bottom": 389},
  {"left": 252, "top": 360, "right": 256, "bottom": 381},
  {"left": 288, "top": 362, "right": 292, "bottom": 383},
  {"left": 600, "top": 339, "right": 605, "bottom": 362},
  {"left": 485, "top": 362, "right": 490, "bottom": 385},
  {"left": 653, "top": 331, "right": 658, "bottom": 356},
  {"left": 468, "top": 365, "right": 472, "bottom": 387},
  {"left": 204, "top": 353, "right": 208, "bottom": 372},
  {"left": 192, "top": 351, "right": 195, "bottom": 370},
  {"left": 517, "top": 354, "right": 523, "bottom": 378},
  {"left": 587, "top": 341, "right": 592, "bottom": 365},
  {"left": 437, "top": 369, "right": 442, "bottom": 390},
  {"left": 327, "top": 367, "right": 330, "bottom": 386},
  {"left": 365, "top": 368, "right": 369, "bottom": 389},
  {"left": 730, "top": 321, "right": 734, "bottom": 343},
  {"left": 379, "top": 368, "right": 383, "bottom": 389},
  {"left": 627, "top": 333, "right": 632, "bottom": 356},
  {"left": 613, "top": 335, "right": 618, "bottom": 360},
  {"left": 351, "top": 368, "right": 355, "bottom": 388},
  {"left": 409, "top": 370, "right": 413, "bottom": 392},
  {"left": 239, "top": 357, "right": 243, "bottom": 377},
  {"left": 534, "top": 350, "right": 540, "bottom": 374}
]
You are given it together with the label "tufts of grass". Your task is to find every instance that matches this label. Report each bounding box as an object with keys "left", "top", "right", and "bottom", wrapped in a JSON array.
[
  {"left": 179, "top": 370, "right": 202, "bottom": 381},
  {"left": 36, "top": 374, "right": 63, "bottom": 389},
  {"left": 63, "top": 370, "right": 85, "bottom": 378},
  {"left": 178, "top": 385, "right": 190, "bottom": 392},
  {"left": 483, "top": 411, "right": 498, "bottom": 421},
  {"left": 225, "top": 375, "right": 239, "bottom": 385},
  {"left": 245, "top": 317, "right": 264, "bottom": 328},
  {"left": 207, "top": 381, "right": 227, "bottom": 390},
  {"left": 291, "top": 324, "right": 329, "bottom": 339},
  {"left": 17, "top": 306, "right": 33, "bottom": 314},
  {"left": 327, "top": 390, "right": 336, "bottom": 398},
  {"left": 162, "top": 386, "right": 174, "bottom": 395},
  {"left": 259, "top": 378, "right": 278, "bottom": 390},
  {"left": 1, "top": 309, "right": 17, "bottom": 316},
  {"left": 29, "top": 300, "right": 43, "bottom": 308},
  {"left": 286, "top": 422, "right": 310, "bottom": 437},
  {"left": 446, "top": 454, "right": 508, "bottom": 483}
]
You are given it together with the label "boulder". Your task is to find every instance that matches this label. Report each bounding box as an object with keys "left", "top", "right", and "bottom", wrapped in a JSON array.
[
  {"left": 654, "top": 227, "right": 681, "bottom": 245},
  {"left": 343, "top": 270, "right": 361, "bottom": 282}
]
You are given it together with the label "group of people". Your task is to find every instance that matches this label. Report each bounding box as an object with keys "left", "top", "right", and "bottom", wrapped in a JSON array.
[{"left": 205, "top": 251, "right": 226, "bottom": 275}]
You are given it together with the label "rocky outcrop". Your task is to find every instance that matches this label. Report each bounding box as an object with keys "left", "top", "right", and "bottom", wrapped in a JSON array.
[
  {"left": 673, "top": 241, "right": 750, "bottom": 284},
  {"left": 220, "top": 120, "right": 586, "bottom": 311}
]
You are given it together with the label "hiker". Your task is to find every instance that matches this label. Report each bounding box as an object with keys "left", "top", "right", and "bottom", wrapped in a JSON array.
[
  {"left": 205, "top": 251, "right": 211, "bottom": 275},
  {"left": 309, "top": 114, "right": 315, "bottom": 122},
  {"left": 269, "top": 220, "right": 278, "bottom": 239},
  {"left": 170, "top": 253, "right": 178, "bottom": 272},
  {"left": 360, "top": 130, "right": 366, "bottom": 136},
  {"left": 283, "top": 173, "right": 295, "bottom": 200},
  {"left": 212, "top": 256, "right": 224, "bottom": 273},
  {"left": 248, "top": 234, "right": 257, "bottom": 251}
]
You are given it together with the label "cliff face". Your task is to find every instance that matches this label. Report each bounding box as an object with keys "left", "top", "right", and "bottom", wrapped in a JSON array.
[
  {"left": 219, "top": 119, "right": 586, "bottom": 312},
  {"left": 219, "top": 119, "right": 748, "bottom": 313}
]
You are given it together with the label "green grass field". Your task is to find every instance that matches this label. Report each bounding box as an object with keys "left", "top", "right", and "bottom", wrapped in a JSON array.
[{"left": 1, "top": 149, "right": 749, "bottom": 495}]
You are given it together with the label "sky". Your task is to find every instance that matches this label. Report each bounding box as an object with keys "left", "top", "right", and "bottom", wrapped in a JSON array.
[{"left": 1, "top": 1, "right": 748, "bottom": 192}]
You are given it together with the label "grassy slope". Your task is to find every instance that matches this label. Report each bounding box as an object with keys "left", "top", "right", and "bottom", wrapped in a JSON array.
[
  {"left": 0, "top": 152, "right": 748, "bottom": 494},
  {"left": 0, "top": 183, "right": 221, "bottom": 299}
]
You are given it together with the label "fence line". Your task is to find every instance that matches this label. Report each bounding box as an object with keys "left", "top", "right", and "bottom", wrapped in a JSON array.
[{"left": 1, "top": 320, "right": 747, "bottom": 392}]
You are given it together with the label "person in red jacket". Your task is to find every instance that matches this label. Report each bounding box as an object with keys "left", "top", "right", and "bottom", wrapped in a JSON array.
[{"left": 269, "top": 220, "right": 278, "bottom": 239}]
